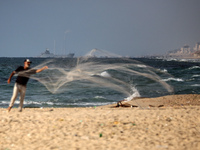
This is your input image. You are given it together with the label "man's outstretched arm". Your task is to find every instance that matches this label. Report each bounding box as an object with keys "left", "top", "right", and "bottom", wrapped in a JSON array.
[
  {"left": 36, "top": 66, "right": 48, "bottom": 73},
  {"left": 7, "top": 71, "right": 16, "bottom": 84}
]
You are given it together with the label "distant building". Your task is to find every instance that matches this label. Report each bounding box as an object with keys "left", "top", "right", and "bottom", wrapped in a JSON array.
[
  {"left": 167, "top": 44, "right": 192, "bottom": 57},
  {"left": 180, "top": 45, "right": 191, "bottom": 54},
  {"left": 193, "top": 42, "right": 200, "bottom": 57},
  {"left": 194, "top": 42, "right": 200, "bottom": 51}
]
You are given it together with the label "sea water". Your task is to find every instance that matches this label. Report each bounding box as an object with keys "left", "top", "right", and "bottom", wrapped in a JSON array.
[{"left": 0, "top": 57, "right": 200, "bottom": 108}]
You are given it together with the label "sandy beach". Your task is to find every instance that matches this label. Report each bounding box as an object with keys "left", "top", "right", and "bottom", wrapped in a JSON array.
[{"left": 1, "top": 94, "right": 200, "bottom": 150}]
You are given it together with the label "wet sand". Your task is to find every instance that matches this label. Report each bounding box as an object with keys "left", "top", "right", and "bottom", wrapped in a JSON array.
[{"left": 1, "top": 94, "right": 200, "bottom": 150}]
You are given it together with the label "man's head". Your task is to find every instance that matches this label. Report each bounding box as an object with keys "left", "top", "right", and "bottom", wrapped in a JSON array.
[{"left": 24, "top": 59, "right": 32, "bottom": 68}]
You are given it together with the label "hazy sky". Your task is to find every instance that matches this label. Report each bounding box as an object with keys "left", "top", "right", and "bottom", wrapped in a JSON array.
[{"left": 0, "top": 0, "right": 200, "bottom": 57}]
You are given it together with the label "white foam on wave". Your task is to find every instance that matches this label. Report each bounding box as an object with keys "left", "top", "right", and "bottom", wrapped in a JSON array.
[
  {"left": 72, "top": 102, "right": 114, "bottom": 106},
  {"left": 192, "top": 75, "right": 200, "bottom": 78},
  {"left": 162, "top": 78, "right": 184, "bottom": 82},
  {"left": 100, "top": 71, "right": 111, "bottom": 78},
  {"left": 191, "top": 84, "right": 200, "bottom": 87},
  {"left": 0, "top": 100, "right": 43, "bottom": 105},
  {"left": 189, "top": 66, "right": 200, "bottom": 70},
  {"left": 136, "top": 64, "right": 147, "bottom": 68},
  {"left": 0, "top": 99, "right": 113, "bottom": 107},
  {"left": 3, "top": 100, "right": 62, "bottom": 106},
  {"left": 158, "top": 68, "right": 168, "bottom": 73},
  {"left": 94, "top": 96, "right": 106, "bottom": 99},
  {"left": 164, "top": 58, "right": 200, "bottom": 63},
  {"left": 165, "top": 58, "right": 178, "bottom": 61},
  {"left": 1, "top": 101, "right": 10, "bottom": 104}
]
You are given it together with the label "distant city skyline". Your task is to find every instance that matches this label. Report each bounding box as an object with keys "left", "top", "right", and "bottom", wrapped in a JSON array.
[
  {"left": 172, "top": 42, "right": 200, "bottom": 51},
  {"left": 166, "top": 41, "right": 200, "bottom": 58},
  {"left": 0, "top": 0, "right": 200, "bottom": 57}
]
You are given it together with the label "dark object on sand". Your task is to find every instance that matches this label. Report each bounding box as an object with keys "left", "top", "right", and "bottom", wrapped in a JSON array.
[{"left": 114, "top": 100, "right": 138, "bottom": 108}]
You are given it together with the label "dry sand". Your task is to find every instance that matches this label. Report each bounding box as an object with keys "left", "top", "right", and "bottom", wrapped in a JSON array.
[{"left": 1, "top": 94, "right": 200, "bottom": 150}]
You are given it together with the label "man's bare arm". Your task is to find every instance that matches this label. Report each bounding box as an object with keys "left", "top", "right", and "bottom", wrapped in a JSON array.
[
  {"left": 36, "top": 66, "right": 48, "bottom": 73},
  {"left": 7, "top": 71, "right": 16, "bottom": 84}
]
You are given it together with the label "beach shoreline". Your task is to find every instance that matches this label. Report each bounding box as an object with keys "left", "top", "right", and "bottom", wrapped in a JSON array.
[{"left": 1, "top": 94, "right": 200, "bottom": 150}]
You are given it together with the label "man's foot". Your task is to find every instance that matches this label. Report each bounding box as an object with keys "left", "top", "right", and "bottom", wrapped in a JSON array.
[
  {"left": 18, "top": 107, "right": 23, "bottom": 112},
  {"left": 7, "top": 106, "right": 12, "bottom": 112}
]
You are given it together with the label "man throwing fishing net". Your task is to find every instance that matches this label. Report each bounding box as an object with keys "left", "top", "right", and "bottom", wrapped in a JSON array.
[{"left": 7, "top": 59, "right": 48, "bottom": 112}]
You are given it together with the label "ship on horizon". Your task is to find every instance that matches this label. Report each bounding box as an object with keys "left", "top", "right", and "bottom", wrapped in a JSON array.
[{"left": 39, "top": 49, "right": 74, "bottom": 58}]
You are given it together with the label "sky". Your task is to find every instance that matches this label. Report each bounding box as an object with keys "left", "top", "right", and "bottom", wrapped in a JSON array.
[{"left": 0, "top": 0, "right": 200, "bottom": 57}]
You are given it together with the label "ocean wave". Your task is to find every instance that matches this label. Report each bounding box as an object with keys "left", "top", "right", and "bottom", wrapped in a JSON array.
[
  {"left": 158, "top": 69, "right": 168, "bottom": 73},
  {"left": 0, "top": 99, "right": 114, "bottom": 107},
  {"left": 162, "top": 78, "right": 184, "bottom": 82},
  {"left": 1, "top": 101, "right": 10, "bottom": 104},
  {"left": 136, "top": 64, "right": 147, "bottom": 68},
  {"left": 71, "top": 102, "right": 114, "bottom": 106},
  {"left": 192, "top": 75, "right": 200, "bottom": 78},
  {"left": 191, "top": 84, "right": 200, "bottom": 87},
  {"left": 164, "top": 58, "right": 178, "bottom": 61},
  {"left": 189, "top": 66, "right": 200, "bottom": 70},
  {"left": 94, "top": 96, "right": 106, "bottom": 99},
  {"left": 0, "top": 100, "right": 61, "bottom": 106},
  {"left": 163, "top": 58, "right": 200, "bottom": 63}
]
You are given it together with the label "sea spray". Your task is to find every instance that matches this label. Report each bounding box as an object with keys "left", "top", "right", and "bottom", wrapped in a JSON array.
[{"left": 124, "top": 86, "right": 141, "bottom": 102}]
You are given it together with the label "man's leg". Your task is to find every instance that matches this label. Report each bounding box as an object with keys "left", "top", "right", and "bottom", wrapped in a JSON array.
[
  {"left": 18, "top": 85, "right": 26, "bottom": 112},
  {"left": 8, "top": 83, "right": 18, "bottom": 112}
]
